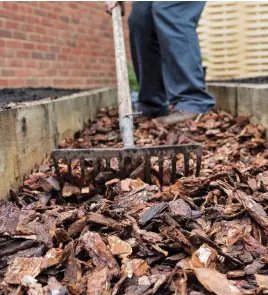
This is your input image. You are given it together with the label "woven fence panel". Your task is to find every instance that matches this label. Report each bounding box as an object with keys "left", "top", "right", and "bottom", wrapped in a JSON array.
[
  {"left": 198, "top": 2, "right": 268, "bottom": 80},
  {"left": 243, "top": 2, "right": 268, "bottom": 77}
]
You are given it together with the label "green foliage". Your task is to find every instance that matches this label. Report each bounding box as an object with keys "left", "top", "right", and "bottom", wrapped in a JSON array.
[{"left": 127, "top": 61, "right": 139, "bottom": 92}]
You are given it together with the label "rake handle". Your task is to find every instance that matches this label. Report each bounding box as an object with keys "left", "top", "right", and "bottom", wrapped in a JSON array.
[{"left": 112, "top": 5, "right": 134, "bottom": 148}]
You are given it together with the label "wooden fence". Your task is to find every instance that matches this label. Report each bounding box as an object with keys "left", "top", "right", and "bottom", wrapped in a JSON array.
[{"left": 198, "top": 2, "right": 268, "bottom": 80}]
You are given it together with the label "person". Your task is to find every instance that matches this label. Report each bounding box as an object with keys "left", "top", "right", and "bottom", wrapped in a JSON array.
[{"left": 105, "top": 1, "right": 215, "bottom": 125}]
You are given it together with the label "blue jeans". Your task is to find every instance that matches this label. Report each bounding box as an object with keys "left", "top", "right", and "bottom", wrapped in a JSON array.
[{"left": 128, "top": 1, "right": 215, "bottom": 117}]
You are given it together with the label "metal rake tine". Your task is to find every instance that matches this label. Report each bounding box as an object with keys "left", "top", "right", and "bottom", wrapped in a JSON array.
[
  {"left": 93, "top": 158, "right": 100, "bottom": 178},
  {"left": 131, "top": 156, "right": 137, "bottom": 171},
  {"left": 184, "top": 152, "right": 190, "bottom": 177},
  {"left": 51, "top": 144, "right": 203, "bottom": 182},
  {"left": 159, "top": 153, "right": 164, "bottom": 186},
  {"left": 52, "top": 156, "right": 60, "bottom": 177},
  {"left": 171, "top": 152, "right": 177, "bottom": 184},
  {"left": 119, "top": 155, "right": 125, "bottom": 178},
  {"left": 101, "top": 158, "right": 107, "bottom": 172},
  {"left": 106, "top": 157, "right": 111, "bottom": 170},
  {"left": 195, "top": 150, "right": 202, "bottom": 176},
  {"left": 80, "top": 157, "right": 85, "bottom": 179},
  {"left": 144, "top": 155, "right": 151, "bottom": 183}
]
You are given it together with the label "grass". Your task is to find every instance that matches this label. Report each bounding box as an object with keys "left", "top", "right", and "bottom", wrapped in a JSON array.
[{"left": 127, "top": 61, "right": 139, "bottom": 92}]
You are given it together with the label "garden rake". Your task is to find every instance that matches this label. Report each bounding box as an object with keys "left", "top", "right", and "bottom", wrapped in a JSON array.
[{"left": 51, "top": 5, "right": 203, "bottom": 185}]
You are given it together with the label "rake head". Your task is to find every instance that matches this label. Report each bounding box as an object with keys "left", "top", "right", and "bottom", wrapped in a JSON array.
[{"left": 51, "top": 144, "right": 203, "bottom": 185}]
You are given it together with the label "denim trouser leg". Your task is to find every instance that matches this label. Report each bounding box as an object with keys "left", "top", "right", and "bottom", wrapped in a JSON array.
[
  {"left": 128, "top": 1, "right": 215, "bottom": 116},
  {"left": 128, "top": 2, "right": 169, "bottom": 117}
]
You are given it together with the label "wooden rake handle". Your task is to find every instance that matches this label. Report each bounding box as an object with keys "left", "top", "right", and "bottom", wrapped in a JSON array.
[{"left": 112, "top": 5, "right": 134, "bottom": 148}]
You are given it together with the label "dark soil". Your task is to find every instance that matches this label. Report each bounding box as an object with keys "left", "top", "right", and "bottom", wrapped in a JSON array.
[
  {"left": 208, "top": 75, "right": 268, "bottom": 84},
  {"left": 0, "top": 87, "right": 89, "bottom": 109}
]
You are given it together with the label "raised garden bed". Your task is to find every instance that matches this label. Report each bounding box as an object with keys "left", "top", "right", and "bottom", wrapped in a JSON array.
[
  {"left": 209, "top": 76, "right": 268, "bottom": 84},
  {"left": 0, "top": 88, "right": 117, "bottom": 200},
  {"left": 0, "top": 106, "right": 267, "bottom": 294},
  {"left": 0, "top": 87, "right": 89, "bottom": 110},
  {"left": 207, "top": 78, "right": 268, "bottom": 137}
]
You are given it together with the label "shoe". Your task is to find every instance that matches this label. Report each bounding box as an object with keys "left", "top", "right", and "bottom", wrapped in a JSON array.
[
  {"left": 136, "top": 104, "right": 169, "bottom": 118},
  {"left": 156, "top": 110, "right": 198, "bottom": 126}
]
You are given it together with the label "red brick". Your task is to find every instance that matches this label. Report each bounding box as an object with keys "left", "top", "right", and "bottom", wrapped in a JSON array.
[
  {"left": 2, "top": 69, "right": 15, "bottom": 77},
  {"left": 23, "top": 43, "right": 35, "bottom": 50},
  {"left": 27, "top": 2, "right": 38, "bottom": 6},
  {"left": 0, "top": 80, "right": 9, "bottom": 87},
  {"left": 60, "top": 15, "right": 69, "bottom": 23},
  {"left": 5, "top": 21, "right": 20, "bottom": 30},
  {"left": 8, "top": 79, "right": 26, "bottom": 87},
  {"left": 36, "top": 44, "right": 49, "bottom": 51},
  {"left": 0, "top": 59, "right": 6, "bottom": 67},
  {"left": 42, "top": 79, "right": 54, "bottom": 86},
  {"left": 0, "top": 2, "right": 132, "bottom": 88},
  {"left": 3, "top": 2, "right": 18, "bottom": 10},
  {"left": 26, "top": 79, "right": 39, "bottom": 87},
  {"left": 17, "top": 51, "right": 29, "bottom": 58},
  {"left": 0, "top": 29, "right": 12, "bottom": 38},
  {"left": 24, "top": 60, "right": 38, "bottom": 68},
  {"left": 58, "top": 54, "right": 68, "bottom": 61},
  {"left": 29, "top": 34, "right": 42, "bottom": 43},
  {"left": 7, "top": 59, "right": 23, "bottom": 67},
  {"left": 40, "top": 18, "right": 53, "bottom": 27},
  {"left": 39, "top": 2, "right": 52, "bottom": 10},
  {"left": 50, "top": 46, "right": 59, "bottom": 53},
  {"left": 1, "top": 48, "right": 15, "bottom": 58},
  {"left": 59, "top": 70, "right": 69, "bottom": 76},
  {"left": 39, "top": 61, "right": 50, "bottom": 68},
  {"left": 69, "top": 2, "right": 78, "bottom": 10},
  {"left": 46, "top": 28, "right": 59, "bottom": 38},
  {"left": 17, "top": 5, "right": 33, "bottom": 14},
  {"left": 62, "top": 48, "right": 70, "bottom": 55},
  {"left": 45, "top": 53, "right": 55, "bottom": 60},
  {"left": 42, "top": 36, "right": 54, "bottom": 43},
  {"left": 35, "top": 26, "right": 47, "bottom": 35},
  {"left": 31, "top": 52, "right": 44, "bottom": 59},
  {"left": 52, "top": 79, "right": 65, "bottom": 86},
  {"left": 72, "top": 17, "right": 80, "bottom": 24},
  {"left": 46, "top": 69, "right": 57, "bottom": 76},
  {"left": 34, "top": 8, "right": 47, "bottom": 17},
  {"left": 27, "top": 15, "right": 40, "bottom": 25},
  {"left": 16, "top": 68, "right": 35, "bottom": 77},
  {"left": 5, "top": 40, "right": 23, "bottom": 48},
  {"left": 13, "top": 31, "right": 27, "bottom": 40},
  {"left": 21, "top": 23, "right": 34, "bottom": 32}
]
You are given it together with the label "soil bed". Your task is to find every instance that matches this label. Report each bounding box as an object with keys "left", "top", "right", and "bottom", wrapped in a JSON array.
[
  {"left": 0, "top": 107, "right": 268, "bottom": 294},
  {"left": 0, "top": 87, "right": 89, "bottom": 109}
]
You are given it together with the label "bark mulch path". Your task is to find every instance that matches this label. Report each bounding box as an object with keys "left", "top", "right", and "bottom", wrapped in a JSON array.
[{"left": 0, "top": 107, "right": 268, "bottom": 295}]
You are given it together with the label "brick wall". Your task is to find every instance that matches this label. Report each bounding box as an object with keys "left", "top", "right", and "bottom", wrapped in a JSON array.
[{"left": 0, "top": 1, "right": 131, "bottom": 89}]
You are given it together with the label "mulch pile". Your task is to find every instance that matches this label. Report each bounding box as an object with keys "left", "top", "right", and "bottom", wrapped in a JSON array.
[{"left": 0, "top": 107, "right": 268, "bottom": 295}]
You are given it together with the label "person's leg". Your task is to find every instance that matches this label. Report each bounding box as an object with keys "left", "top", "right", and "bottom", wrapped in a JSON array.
[
  {"left": 128, "top": 2, "right": 169, "bottom": 117},
  {"left": 152, "top": 1, "right": 215, "bottom": 115}
]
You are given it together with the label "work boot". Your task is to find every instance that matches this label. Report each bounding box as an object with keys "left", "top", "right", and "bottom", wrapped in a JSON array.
[
  {"left": 137, "top": 102, "right": 169, "bottom": 118},
  {"left": 157, "top": 110, "right": 198, "bottom": 126}
]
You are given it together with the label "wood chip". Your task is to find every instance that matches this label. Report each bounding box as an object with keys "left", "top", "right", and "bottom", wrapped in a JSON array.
[
  {"left": 80, "top": 231, "right": 120, "bottom": 275},
  {"left": 255, "top": 274, "right": 268, "bottom": 290},
  {"left": 108, "top": 236, "right": 132, "bottom": 258},
  {"left": 62, "top": 183, "right": 80, "bottom": 197},
  {"left": 4, "top": 257, "right": 44, "bottom": 285},
  {"left": 191, "top": 244, "right": 218, "bottom": 268},
  {"left": 3, "top": 107, "right": 268, "bottom": 294},
  {"left": 193, "top": 267, "right": 242, "bottom": 295}
]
